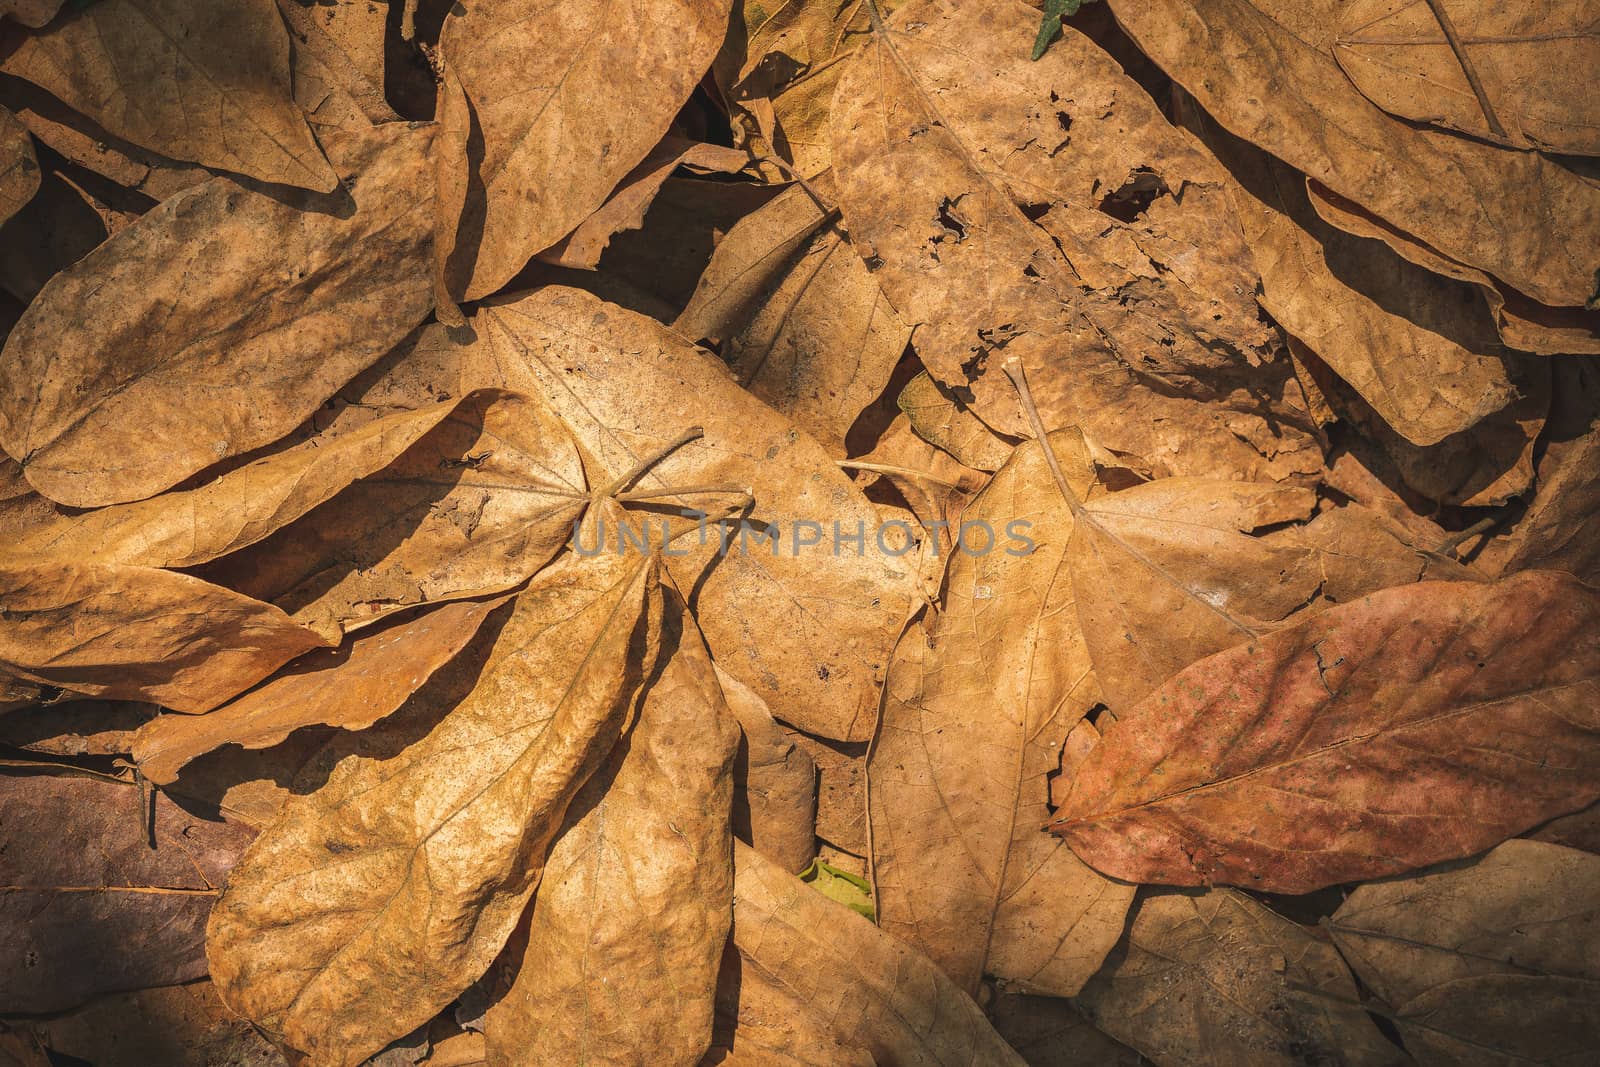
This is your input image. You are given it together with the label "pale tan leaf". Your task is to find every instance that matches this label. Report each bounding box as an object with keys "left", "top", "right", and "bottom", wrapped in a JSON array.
[
  {"left": 1334, "top": 2, "right": 1600, "bottom": 154},
  {"left": 731, "top": 841, "right": 1027, "bottom": 1066},
  {"left": 1106, "top": 0, "right": 1600, "bottom": 308},
  {"left": 485, "top": 592, "right": 738, "bottom": 1065},
  {"left": 2, "top": 0, "right": 337, "bottom": 190},
  {"left": 1074, "top": 889, "right": 1405, "bottom": 1067},
  {"left": 0, "top": 562, "right": 326, "bottom": 712},
  {"left": 206, "top": 542, "right": 666, "bottom": 1067},
  {"left": 716, "top": 663, "right": 818, "bottom": 874},
  {"left": 871, "top": 432, "right": 1134, "bottom": 996},
  {"left": 897, "top": 372, "right": 1016, "bottom": 473},
  {"left": 433, "top": 0, "right": 732, "bottom": 302},
  {"left": 132, "top": 596, "right": 512, "bottom": 786},
  {"left": 191, "top": 390, "right": 587, "bottom": 640},
  {"left": 0, "top": 122, "right": 437, "bottom": 507},
  {"left": 0, "top": 773, "right": 255, "bottom": 1013},
  {"left": 1330, "top": 840, "right": 1600, "bottom": 1067},
  {"left": 830, "top": 0, "right": 1324, "bottom": 481}
]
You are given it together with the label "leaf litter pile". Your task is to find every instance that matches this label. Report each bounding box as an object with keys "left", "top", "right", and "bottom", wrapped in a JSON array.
[{"left": 0, "top": 0, "right": 1598, "bottom": 1064}]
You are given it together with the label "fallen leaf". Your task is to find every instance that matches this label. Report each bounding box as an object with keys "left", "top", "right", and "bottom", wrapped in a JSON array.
[
  {"left": 206, "top": 538, "right": 666, "bottom": 1066},
  {"left": 538, "top": 135, "right": 751, "bottom": 271},
  {"left": 870, "top": 431, "right": 1134, "bottom": 996},
  {"left": 0, "top": 0, "right": 63, "bottom": 27},
  {"left": 717, "top": 662, "right": 818, "bottom": 874},
  {"left": 0, "top": 699, "right": 155, "bottom": 756},
  {"left": 432, "top": 0, "right": 732, "bottom": 303},
  {"left": 1528, "top": 801, "right": 1600, "bottom": 855},
  {"left": 193, "top": 390, "right": 587, "bottom": 640},
  {"left": 799, "top": 858, "right": 874, "bottom": 920},
  {"left": 1304, "top": 180, "right": 1600, "bottom": 357},
  {"left": 18, "top": 981, "right": 286, "bottom": 1067},
  {"left": 785, "top": 729, "right": 868, "bottom": 855},
  {"left": 1073, "top": 889, "right": 1406, "bottom": 1067},
  {"left": 2, "top": 0, "right": 337, "bottom": 190},
  {"left": 703, "top": 941, "right": 874, "bottom": 1066},
  {"left": 0, "top": 121, "right": 437, "bottom": 507},
  {"left": 485, "top": 592, "right": 738, "bottom": 1065},
  {"left": 897, "top": 371, "right": 1017, "bottom": 473},
  {"left": 848, "top": 413, "right": 987, "bottom": 557},
  {"left": 132, "top": 596, "right": 512, "bottom": 786},
  {"left": 675, "top": 174, "right": 911, "bottom": 452},
  {"left": 830, "top": 0, "right": 1324, "bottom": 482},
  {"left": 9, "top": 397, "right": 478, "bottom": 570},
  {"left": 1105, "top": 0, "right": 1600, "bottom": 308},
  {"left": 1193, "top": 97, "right": 1518, "bottom": 447},
  {"left": 990, "top": 993, "right": 1145, "bottom": 1067},
  {"left": 1052, "top": 570, "right": 1600, "bottom": 893},
  {"left": 0, "top": 106, "right": 37, "bottom": 227},
  {"left": 1329, "top": 840, "right": 1600, "bottom": 1066},
  {"left": 274, "top": 0, "right": 399, "bottom": 128},
  {"left": 730, "top": 841, "right": 1027, "bottom": 1066},
  {"left": 459, "top": 285, "right": 915, "bottom": 741},
  {"left": 0, "top": 771, "right": 255, "bottom": 1013},
  {"left": 1333, "top": 1, "right": 1600, "bottom": 154},
  {"left": 1272, "top": 503, "right": 1477, "bottom": 605},
  {"left": 0, "top": 562, "right": 326, "bottom": 712}
]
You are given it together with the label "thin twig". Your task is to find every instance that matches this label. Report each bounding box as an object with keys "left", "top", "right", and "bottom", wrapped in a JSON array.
[{"left": 1420, "top": 0, "right": 1508, "bottom": 138}]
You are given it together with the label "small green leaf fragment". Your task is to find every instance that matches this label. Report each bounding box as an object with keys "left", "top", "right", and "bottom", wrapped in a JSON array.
[
  {"left": 1030, "top": 0, "right": 1096, "bottom": 61},
  {"left": 799, "top": 859, "right": 876, "bottom": 921}
]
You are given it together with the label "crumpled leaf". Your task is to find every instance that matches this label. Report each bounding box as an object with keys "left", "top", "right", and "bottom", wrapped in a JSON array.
[
  {"left": 870, "top": 432, "right": 1134, "bottom": 997},
  {"left": 1, "top": 0, "right": 337, "bottom": 190},
  {"left": 438, "top": 285, "right": 914, "bottom": 741},
  {"left": 206, "top": 540, "right": 666, "bottom": 1067},
  {"left": 9, "top": 397, "right": 477, "bottom": 570},
  {"left": 1073, "top": 889, "right": 1406, "bottom": 1067},
  {"left": 538, "top": 135, "right": 750, "bottom": 271},
  {"left": 433, "top": 0, "right": 732, "bottom": 303},
  {"left": 0, "top": 772, "right": 255, "bottom": 1013},
  {"left": 131, "top": 595, "right": 512, "bottom": 786},
  {"left": 830, "top": 0, "right": 1324, "bottom": 482},
  {"left": 897, "top": 371, "right": 1016, "bottom": 473},
  {"left": 194, "top": 390, "right": 587, "bottom": 640},
  {"left": 0, "top": 562, "right": 326, "bottom": 713},
  {"left": 676, "top": 174, "right": 911, "bottom": 452},
  {"left": 0, "top": 121, "right": 437, "bottom": 507},
  {"left": 1105, "top": 0, "right": 1600, "bottom": 308},
  {"left": 485, "top": 592, "right": 738, "bottom": 1065},
  {"left": 0, "top": 106, "right": 37, "bottom": 227},
  {"left": 1329, "top": 840, "right": 1600, "bottom": 1066},
  {"left": 717, "top": 663, "right": 818, "bottom": 874},
  {"left": 1194, "top": 97, "right": 1518, "bottom": 446},
  {"left": 1052, "top": 570, "right": 1600, "bottom": 893},
  {"left": 1333, "top": 1, "right": 1600, "bottom": 154},
  {"left": 730, "top": 841, "right": 1027, "bottom": 1066}
]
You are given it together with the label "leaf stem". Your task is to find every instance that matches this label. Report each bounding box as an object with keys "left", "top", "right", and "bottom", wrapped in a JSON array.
[
  {"left": 601, "top": 427, "right": 705, "bottom": 498},
  {"left": 1000, "top": 357, "right": 1084, "bottom": 516}
]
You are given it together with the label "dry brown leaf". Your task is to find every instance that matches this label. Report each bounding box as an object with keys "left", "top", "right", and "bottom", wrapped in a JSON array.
[
  {"left": 0, "top": 0, "right": 63, "bottom": 26},
  {"left": 484, "top": 591, "right": 738, "bottom": 1065},
  {"left": 830, "top": 0, "right": 1324, "bottom": 482},
  {"left": 731, "top": 841, "right": 1027, "bottom": 1066},
  {"left": 0, "top": 106, "right": 37, "bottom": 228},
  {"left": 0, "top": 772, "right": 255, "bottom": 1013},
  {"left": 703, "top": 941, "right": 874, "bottom": 1066},
  {"left": 989, "top": 993, "right": 1146, "bottom": 1067},
  {"left": 1305, "top": 181, "right": 1600, "bottom": 357},
  {"left": 1480, "top": 357, "right": 1600, "bottom": 585},
  {"left": 1074, "top": 889, "right": 1406, "bottom": 1067},
  {"left": 455, "top": 286, "right": 914, "bottom": 741},
  {"left": 1272, "top": 503, "right": 1477, "bottom": 605},
  {"left": 1106, "top": 0, "right": 1600, "bottom": 309},
  {"left": 2, "top": 0, "right": 337, "bottom": 190},
  {"left": 784, "top": 729, "right": 867, "bottom": 856},
  {"left": 1052, "top": 570, "right": 1600, "bottom": 893},
  {"left": 192, "top": 391, "right": 587, "bottom": 640},
  {"left": 1067, "top": 472, "right": 1321, "bottom": 712},
  {"left": 675, "top": 175, "right": 911, "bottom": 452},
  {"left": 1527, "top": 801, "right": 1600, "bottom": 856},
  {"left": 717, "top": 663, "right": 818, "bottom": 874},
  {"left": 849, "top": 413, "right": 987, "bottom": 556},
  {"left": 538, "top": 135, "right": 751, "bottom": 271},
  {"left": 1329, "top": 840, "right": 1600, "bottom": 1066},
  {"left": 0, "top": 699, "right": 155, "bottom": 756},
  {"left": 132, "top": 596, "right": 512, "bottom": 786},
  {"left": 870, "top": 432, "right": 1134, "bottom": 997},
  {"left": 1333, "top": 2, "right": 1600, "bottom": 155},
  {"left": 0, "top": 121, "right": 437, "bottom": 507},
  {"left": 9, "top": 397, "right": 479, "bottom": 570},
  {"left": 0, "top": 562, "right": 326, "bottom": 712},
  {"left": 432, "top": 0, "right": 732, "bottom": 303},
  {"left": 713, "top": 0, "right": 876, "bottom": 179},
  {"left": 274, "top": 0, "right": 398, "bottom": 128},
  {"left": 207, "top": 539, "right": 666, "bottom": 1066},
  {"left": 17, "top": 981, "right": 286, "bottom": 1067},
  {"left": 1192, "top": 97, "right": 1518, "bottom": 446},
  {"left": 897, "top": 371, "right": 1017, "bottom": 473}
]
